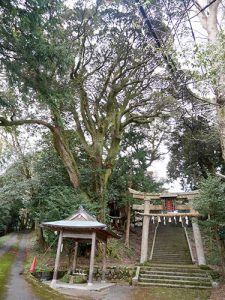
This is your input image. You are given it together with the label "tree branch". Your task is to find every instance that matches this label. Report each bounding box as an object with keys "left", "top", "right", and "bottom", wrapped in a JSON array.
[
  {"left": 0, "top": 117, "right": 54, "bottom": 130},
  {"left": 216, "top": 172, "right": 225, "bottom": 179}
]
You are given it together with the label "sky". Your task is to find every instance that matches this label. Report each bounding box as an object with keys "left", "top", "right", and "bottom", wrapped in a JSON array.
[{"left": 149, "top": 152, "right": 183, "bottom": 192}]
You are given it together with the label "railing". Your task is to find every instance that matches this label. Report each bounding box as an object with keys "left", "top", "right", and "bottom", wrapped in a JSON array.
[
  {"left": 149, "top": 223, "right": 159, "bottom": 260},
  {"left": 132, "top": 266, "right": 140, "bottom": 286},
  {"left": 182, "top": 221, "right": 195, "bottom": 263}
]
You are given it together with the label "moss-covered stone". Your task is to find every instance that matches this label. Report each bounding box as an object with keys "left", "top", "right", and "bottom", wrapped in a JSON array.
[{"left": 62, "top": 273, "right": 87, "bottom": 284}]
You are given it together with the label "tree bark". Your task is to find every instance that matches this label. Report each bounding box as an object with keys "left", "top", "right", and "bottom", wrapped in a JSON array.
[
  {"left": 196, "top": 1, "right": 225, "bottom": 162},
  {"left": 52, "top": 126, "right": 80, "bottom": 189},
  {"left": 96, "top": 169, "right": 111, "bottom": 223}
]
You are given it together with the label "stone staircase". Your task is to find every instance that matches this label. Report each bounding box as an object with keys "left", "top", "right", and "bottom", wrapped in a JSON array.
[
  {"left": 137, "top": 264, "right": 212, "bottom": 289},
  {"left": 151, "top": 223, "right": 192, "bottom": 264},
  {"left": 133, "top": 223, "right": 212, "bottom": 288}
]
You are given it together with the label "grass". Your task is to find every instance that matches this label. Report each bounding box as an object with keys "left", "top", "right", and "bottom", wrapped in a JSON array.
[
  {"left": 130, "top": 287, "right": 211, "bottom": 300},
  {"left": 0, "top": 245, "right": 18, "bottom": 298},
  {"left": 25, "top": 273, "right": 91, "bottom": 300}
]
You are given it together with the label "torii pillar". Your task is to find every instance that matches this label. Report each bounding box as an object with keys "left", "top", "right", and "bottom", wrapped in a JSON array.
[
  {"left": 192, "top": 217, "right": 206, "bottom": 265},
  {"left": 140, "top": 199, "right": 150, "bottom": 263}
]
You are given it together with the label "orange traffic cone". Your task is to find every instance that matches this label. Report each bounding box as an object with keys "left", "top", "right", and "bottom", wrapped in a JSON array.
[{"left": 29, "top": 256, "right": 37, "bottom": 273}]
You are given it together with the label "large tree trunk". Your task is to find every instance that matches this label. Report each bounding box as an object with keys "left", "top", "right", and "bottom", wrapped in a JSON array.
[
  {"left": 95, "top": 168, "right": 112, "bottom": 223},
  {"left": 52, "top": 126, "right": 80, "bottom": 189},
  {"left": 197, "top": 1, "right": 225, "bottom": 161}
]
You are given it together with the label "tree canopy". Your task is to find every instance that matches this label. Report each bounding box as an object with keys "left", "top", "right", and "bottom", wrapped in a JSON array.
[{"left": 0, "top": 0, "right": 175, "bottom": 220}]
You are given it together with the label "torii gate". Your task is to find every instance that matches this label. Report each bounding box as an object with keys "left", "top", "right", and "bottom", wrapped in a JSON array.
[{"left": 129, "top": 189, "right": 206, "bottom": 265}]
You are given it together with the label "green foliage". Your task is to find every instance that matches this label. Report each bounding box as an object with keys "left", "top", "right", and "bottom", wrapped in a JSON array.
[
  {"left": 0, "top": 133, "right": 98, "bottom": 233},
  {"left": 0, "top": 0, "right": 175, "bottom": 223},
  {"left": 194, "top": 175, "right": 225, "bottom": 228},
  {"left": 167, "top": 116, "right": 224, "bottom": 189},
  {"left": 195, "top": 32, "right": 225, "bottom": 87},
  {"left": 0, "top": 158, "right": 35, "bottom": 231},
  {"left": 108, "top": 125, "right": 164, "bottom": 208}
]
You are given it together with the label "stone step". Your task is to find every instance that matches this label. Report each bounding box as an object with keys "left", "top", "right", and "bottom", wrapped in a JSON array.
[
  {"left": 153, "top": 245, "right": 189, "bottom": 248},
  {"left": 151, "top": 259, "right": 191, "bottom": 262},
  {"left": 154, "top": 244, "right": 188, "bottom": 246},
  {"left": 151, "top": 258, "right": 191, "bottom": 261},
  {"left": 150, "top": 261, "right": 192, "bottom": 265},
  {"left": 140, "top": 266, "right": 205, "bottom": 272},
  {"left": 140, "top": 270, "right": 208, "bottom": 277},
  {"left": 152, "top": 255, "right": 191, "bottom": 261},
  {"left": 156, "top": 233, "right": 185, "bottom": 234},
  {"left": 142, "top": 263, "right": 199, "bottom": 267},
  {"left": 153, "top": 249, "right": 189, "bottom": 252},
  {"left": 137, "top": 282, "right": 212, "bottom": 289},
  {"left": 154, "top": 249, "right": 189, "bottom": 251},
  {"left": 152, "top": 253, "right": 190, "bottom": 255},
  {"left": 152, "top": 255, "right": 191, "bottom": 258},
  {"left": 152, "top": 255, "right": 191, "bottom": 262},
  {"left": 139, "top": 274, "right": 210, "bottom": 281},
  {"left": 138, "top": 278, "right": 212, "bottom": 287},
  {"left": 154, "top": 247, "right": 188, "bottom": 249},
  {"left": 153, "top": 249, "right": 189, "bottom": 251},
  {"left": 154, "top": 236, "right": 186, "bottom": 239},
  {"left": 152, "top": 257, "right": 191, "bottom": 260}
]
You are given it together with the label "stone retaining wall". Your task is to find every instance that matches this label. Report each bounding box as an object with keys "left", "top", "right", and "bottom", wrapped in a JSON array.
[
  {"left": 68, "top": 266, "right": 135, "bottom": 283},
  {"left": 35, "top": 266, "right": 136, "bottom": 283}
]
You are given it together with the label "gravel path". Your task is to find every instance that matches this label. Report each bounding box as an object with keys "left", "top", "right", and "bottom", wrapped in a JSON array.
[{"left": 4, "top": 233, "right": 39, "bottom": 300}]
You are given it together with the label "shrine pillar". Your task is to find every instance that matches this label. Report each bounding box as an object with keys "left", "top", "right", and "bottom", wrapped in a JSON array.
[
  {"left": 192, "top": 217, "right": 206, "bottom": 265},
  {"left": 51, "top": 230, "right": 63, "bottom": 288},
  {"left": 140, "top": 200, "right": 150, "bottom": 263}
]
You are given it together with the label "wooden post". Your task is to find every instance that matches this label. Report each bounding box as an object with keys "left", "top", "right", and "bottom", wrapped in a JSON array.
[
  {"left": 140, "top": 200, "right": 150, "bottom": 263},
  {"left": 88, "top": 232, "right": 96, "bottom": 285},
  {"left": 102, "top": 241, "right": 107, "bottom": 282},
  {"left": 72, "top": 241, "right": 78, "bottom": 274},
  {"left": 192, "top": 217, "right": 206, "bottom": 265},
  {"left": 51, "top": 230, "right": 63, "bottom": 288},
  {"left": 125, "top": 205, "right": 131, "bottom": 248}
]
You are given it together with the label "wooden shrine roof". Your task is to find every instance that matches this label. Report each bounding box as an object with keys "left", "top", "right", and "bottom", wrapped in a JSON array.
[{"left": 41, "top": 206, "right": 119, "bottom": 239}]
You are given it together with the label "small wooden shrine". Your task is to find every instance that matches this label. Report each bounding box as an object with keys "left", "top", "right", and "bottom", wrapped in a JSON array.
[
  {"left": 41, "top": 206, "right": 119, "bottom": 287},
  {"left": 129, "top": 189, "right": 206, "bottom": 265}
]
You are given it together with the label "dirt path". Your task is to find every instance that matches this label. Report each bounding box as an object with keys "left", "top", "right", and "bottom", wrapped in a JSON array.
[{"left": 4, "top": 233, "right": 39, "bottom": 300}]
